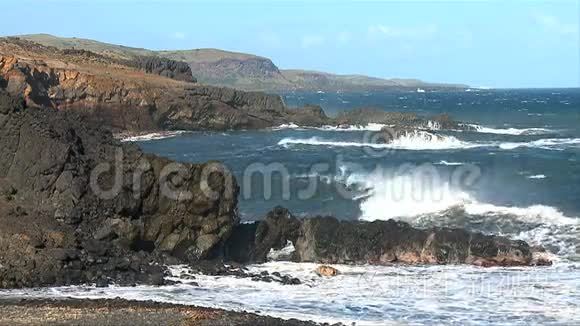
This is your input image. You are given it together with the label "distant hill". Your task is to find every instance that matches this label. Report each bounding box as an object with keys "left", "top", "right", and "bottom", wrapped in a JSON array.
[{"left": 17, "top": 34, "right": 468, "bottom": 92}]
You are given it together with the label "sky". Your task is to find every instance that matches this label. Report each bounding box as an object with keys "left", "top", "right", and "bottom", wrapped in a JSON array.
[{"left": 1, "top": 0, "right": 579, "bottom": 88}]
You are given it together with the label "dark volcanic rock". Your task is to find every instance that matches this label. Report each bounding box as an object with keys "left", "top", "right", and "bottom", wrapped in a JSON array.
[
  {"left": 130, "top": 55, "right": 196, "bottom": 83},
  {"left": 226, "top": 208, "right": 552, "bottom": 267},
  {"left": 294, "top": 217, "right": 534, "bottom": 266},
  {"left": 335, "top": 108, "right": 420, "bottom": 126},
  {"left": 335, "top": 108, "right": 474, "bottom": 132},
  {"left": 0, "top": 90, "right": 239, "bottom": 288},
  {"left": 286, "top": 105, "right": 329, "bottom": 127},
  {"left": 225, "top": 207, "right": 301, "bottom": 263}
]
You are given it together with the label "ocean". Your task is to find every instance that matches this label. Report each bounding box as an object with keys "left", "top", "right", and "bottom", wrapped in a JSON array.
[{"left": 2, "top": 89, "right": 579, "bottom": 325}]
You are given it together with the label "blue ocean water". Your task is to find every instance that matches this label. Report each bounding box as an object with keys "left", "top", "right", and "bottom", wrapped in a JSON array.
[
  {"left": 139, "top": 90, "right": 577, "bottom": 219},
  {"left": 6, "top": 89, "right": 576, "bottom": 325}
]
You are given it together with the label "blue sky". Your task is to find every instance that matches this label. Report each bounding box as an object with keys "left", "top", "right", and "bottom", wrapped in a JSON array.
[{"left": 1, "top": 0, "right": 578, "bottom": 88}]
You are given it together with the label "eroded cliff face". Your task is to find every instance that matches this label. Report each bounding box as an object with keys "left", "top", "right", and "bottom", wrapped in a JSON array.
[
  {"left": 0, "top": 90, "right": 239, "bottom": 288},
  {"left": 0, "top": 38, "right": 324, "bottom": 132}
]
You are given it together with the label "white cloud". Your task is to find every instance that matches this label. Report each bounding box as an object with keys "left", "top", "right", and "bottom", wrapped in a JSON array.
[
  {"left": 301, "top": 35, "right": 325, "bottom": 49},
  {"left": 367, "top": 24, "right": 438, "bottom": 40},
  {"left": 170, "top": 32, "right": 186, "bottom": 40},
  {"left": 532, "top": 12, "right": 578, "bottom": 35}
]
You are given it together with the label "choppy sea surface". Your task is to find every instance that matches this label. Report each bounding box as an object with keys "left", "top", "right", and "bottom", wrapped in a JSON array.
[{"left": 2, "top": 89, "right": 579, "bottom": 325}]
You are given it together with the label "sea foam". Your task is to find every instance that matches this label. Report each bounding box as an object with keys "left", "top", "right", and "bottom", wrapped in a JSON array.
[
  {"left": 339, "top": 165, "right": 579, "bottom": 256},
  {"left": 278, "top": 131, "right": 475, "bottom": 151},
  {"left": 468, "top": 124, "right": 553, "bottom": 135},
  {"left": 119, "top": 131, "right": 189, "bottom": 142}
]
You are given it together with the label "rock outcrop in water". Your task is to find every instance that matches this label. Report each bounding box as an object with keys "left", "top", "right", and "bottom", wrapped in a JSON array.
[
  {"left": 336, "top": 108, "right": 475, "bottom": 131},
  {"left": 0, "top": 90, "right": 239, "bottom": 288},
  {"left": 225, "top": 207, "right": 552, "bottom": 267}
]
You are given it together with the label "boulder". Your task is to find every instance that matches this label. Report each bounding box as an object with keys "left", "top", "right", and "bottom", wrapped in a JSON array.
[
  {"left": 315, "top": 265, "right": 339, "bottom": 277},
  {"left": 225, "top": 206, "right": 301, "bottom": 263}
]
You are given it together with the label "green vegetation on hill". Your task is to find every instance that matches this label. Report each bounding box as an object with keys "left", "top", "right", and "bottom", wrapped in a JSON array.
[{"left": 17, "top": 34, "right": 468, "bottom": 92}]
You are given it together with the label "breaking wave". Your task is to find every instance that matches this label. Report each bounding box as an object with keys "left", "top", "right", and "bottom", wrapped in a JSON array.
[
  {"left": 279, "top": 135, "right": 580, "bottom": 152},
  {"left": 272, "top": 123, "right": 388, "bottom": 131},
  {"left": 315, "top": 123, "right": 388, "bottom": 131},
  {"left": 333, "top": 165, "right": 579, "bottom": 257},
  {"left": 278, "top": 131, "right": 474, "bottom": 151},
  {"left": 271, "top": 123, "right": 303, "bottom": 130}
]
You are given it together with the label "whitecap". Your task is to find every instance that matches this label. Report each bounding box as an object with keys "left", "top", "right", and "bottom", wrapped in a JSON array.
[
  {"left": 468, "top": 124, "right": 553, "bottom": 135},
  {"left": 527, "top": 174, "right": 546, "bottom": 179},
  {"left": 271, "top": 123, "right": 302, "bottom": 130},
  {"left": 435, "top": 160, "right": 465, "bottom": 166},
  {"left": 315, "top": 123, "right": 388, "bottom": 132},
  {"left": 499, "top": 138, "right": 580, "bottom": 150}
]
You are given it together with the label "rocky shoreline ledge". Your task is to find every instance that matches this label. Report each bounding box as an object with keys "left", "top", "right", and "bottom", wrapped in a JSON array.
[{"left": 0, "top": 298, "right": 336, "bottom": 326}]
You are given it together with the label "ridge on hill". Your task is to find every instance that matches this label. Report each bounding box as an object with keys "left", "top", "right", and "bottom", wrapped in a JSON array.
[{"left": 16, "top": 34, "right": 468, "bottom": 92}]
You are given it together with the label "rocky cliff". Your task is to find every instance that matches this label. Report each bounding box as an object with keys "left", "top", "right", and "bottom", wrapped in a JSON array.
[
  {"left": 0, "top": 90, "right": 239, "bottom": 288},
  {"left": 17, "top": 34, "right": 468, "bottom": 92},
  {"left": 0, "top": 37, "right": 475, "bottom": 134},
  {"left": 0, "top": 37, "right": 324, "bottom": 133}
]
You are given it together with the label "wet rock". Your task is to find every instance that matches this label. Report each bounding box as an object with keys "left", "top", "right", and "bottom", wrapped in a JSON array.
[
  {"left": 315, "top": 265, "right": 339, "bottom": 277},
  {"left": 225, "top": 206, "right": 301, "bottom": 263},
  {"left": 227, "top": 208, "right": 551, "bottom": 267},
  {"left": 334, "top": 108, "right": 474, "bottom": 132}
]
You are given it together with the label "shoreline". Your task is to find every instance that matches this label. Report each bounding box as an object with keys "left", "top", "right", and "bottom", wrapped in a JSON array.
[{"left": 0, "top": 298, "right": 334, "bottom": 326}]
